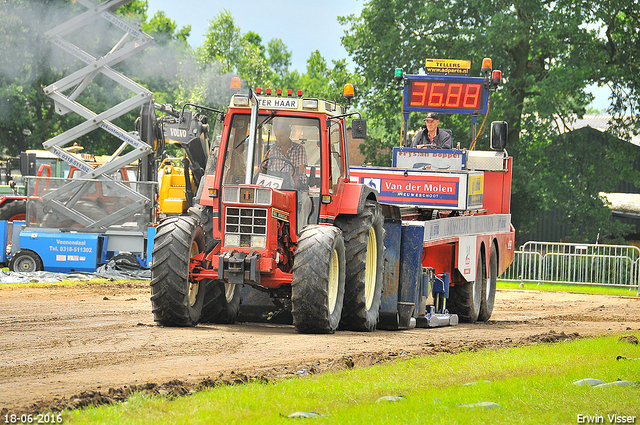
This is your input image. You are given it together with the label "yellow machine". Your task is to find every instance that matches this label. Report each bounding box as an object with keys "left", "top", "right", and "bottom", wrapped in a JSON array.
[{"left": 157, "top": 158, "right": 197, "bottom": 215}]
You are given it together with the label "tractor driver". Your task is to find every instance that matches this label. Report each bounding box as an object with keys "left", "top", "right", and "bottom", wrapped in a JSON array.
[
  {"left": 411, "top": 112, "right": 452, "bottom": 149},
  {"left": 262, "top": 121, "right": 308, "bottom": 188}
]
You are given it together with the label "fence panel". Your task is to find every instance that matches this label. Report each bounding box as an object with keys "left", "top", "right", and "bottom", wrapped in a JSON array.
[{"left": 500, "top": 242, "right": 640, "bottom": 293}]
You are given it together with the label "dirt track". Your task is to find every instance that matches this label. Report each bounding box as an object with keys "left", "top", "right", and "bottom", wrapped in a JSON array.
[{"left": 1, "top": 282, "right": 639, "bottom": 414}]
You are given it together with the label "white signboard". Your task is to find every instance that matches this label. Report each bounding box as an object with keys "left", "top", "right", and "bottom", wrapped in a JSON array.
[
  {"left": 255, "top": 173, "right": 284, "bottom": 189},
  {"left": 257, "top": 97, "right": 299, "bottom": 109},
  {"left": 394, "top": 149, "right": 465, "bottom": 170}
]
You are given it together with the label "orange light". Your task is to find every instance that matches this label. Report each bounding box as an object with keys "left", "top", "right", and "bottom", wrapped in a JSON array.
[
  {"left": 491, "top": 69, "right": 502, "bottom": 85},
  {"left": 343, "top": 83, "right": 355, "bottom": 99},
  {"left": 287, "top": 89, "right": 293, "bottom": 97},
  {"left": 297, "top": 90, "right": 303, "bottom": 97},
  {"left": 230, "top": 76, "right": 241, "bottom": 91},
  {"left": 266, "top": 88, "right": 272, "bottom": 95},
  {"left": 276, "top": 88, "right": 282, "bottom": 96},
  {"left": 255, "top": 87, "right": 262, "bottom": 94},
  {"left": 481, "top": 58, "right": 492, "bottom": 72}
]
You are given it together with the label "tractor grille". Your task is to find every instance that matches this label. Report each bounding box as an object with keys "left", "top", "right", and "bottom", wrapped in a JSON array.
[{"left": 225, "top": 207, "right": 268, "bottom": 247}]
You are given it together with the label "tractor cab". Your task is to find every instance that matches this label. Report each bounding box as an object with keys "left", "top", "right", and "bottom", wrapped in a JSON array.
[{"left": 203, "top": 86, "right": 354, "bottom": 245}]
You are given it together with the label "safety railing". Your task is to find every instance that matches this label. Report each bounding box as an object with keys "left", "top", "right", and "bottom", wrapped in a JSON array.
[{"left": 500, "top": 242, "right": 640, "bottom": 294}]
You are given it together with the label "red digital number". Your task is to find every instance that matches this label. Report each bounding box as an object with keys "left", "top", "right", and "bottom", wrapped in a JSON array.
[
  {"left": 445, "top": 83, "right": 463, "bottom": 107},
  {"left": 428, "top": 83, "right": 446, "bottom": 106},
  {"left": 463, "top": 84, "right": 481, "bottom": 108},
  {"left": 410, "top": 82, "right": 429, "bottom": 106},
  {"left": 409, "top": 80, "right": 483, "bottom": 109}
]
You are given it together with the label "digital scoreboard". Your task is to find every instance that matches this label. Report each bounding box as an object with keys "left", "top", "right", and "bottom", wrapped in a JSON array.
[{"left": 403, "top": 75, "right": 489, "bottom": 115}]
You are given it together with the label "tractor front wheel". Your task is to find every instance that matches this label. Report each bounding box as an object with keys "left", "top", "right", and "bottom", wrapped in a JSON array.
[
  {"left": 291, "top": 225, "right": 345, "bottom": 334},
  {"left": 150, "top": 216, "right": 205, "bottom": 327}
]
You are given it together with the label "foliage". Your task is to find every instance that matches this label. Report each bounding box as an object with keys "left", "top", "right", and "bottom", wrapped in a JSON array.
[
  {"left": 0, "top": 0, "right": 72, "bottom": 156},
  {"left": 200, "top": 9, "right": 359, "bottom": 105},
  {"left": 339, "top": 0, "right": 640, "bottom": 243}
]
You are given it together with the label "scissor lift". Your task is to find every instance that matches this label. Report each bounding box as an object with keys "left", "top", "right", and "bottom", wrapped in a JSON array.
[{"left": 7, "top": 0, "right": 160, "bottom": 272}]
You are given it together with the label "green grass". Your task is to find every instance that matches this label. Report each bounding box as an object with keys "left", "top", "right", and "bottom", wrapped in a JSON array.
[
  {"left": 498, "top": 280, "right": 639, "bottom": 297},
  {"left": 0, "top": 278, "right": 146, "bottom": 289},
  {"left": 62, "top": 334, "right": 640, "bottom": 424}
]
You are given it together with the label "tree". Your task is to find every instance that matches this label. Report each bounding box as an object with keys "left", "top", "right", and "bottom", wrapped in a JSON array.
[
  {"left": 339, "top": 0, "right": 640, "bottom": 243},
  {"left": 199, "top": 10, "right": 359, "bottom": 104},
  {"left": 201, "top": 9, "right": 243, "bottom": 74},
  {"left": 267, "top": 38, "right": 292, "bottom": 82},
  {"left": 0, "top": 0, "right": 76, "bottom": 156}
]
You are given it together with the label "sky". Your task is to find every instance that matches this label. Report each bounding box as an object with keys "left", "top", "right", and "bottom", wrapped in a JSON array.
[
  {"left": 147, "top": 0, "right": 363, "bottom": 74},
  {"left": 147, "top": 0, "right": 609, "bottom": 112}
]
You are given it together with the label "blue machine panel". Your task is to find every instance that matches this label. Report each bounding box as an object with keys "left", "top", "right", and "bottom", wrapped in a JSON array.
[
  {"left": 399, "top": 223, "right": 424, "bottom": 310},
  {"left": 19, "top": 232, "right": 104, "bottom": 273},
  {"left": 0, "top": 220, "right": 7, "bottom": 264},
  {"left": 379, "top": 217, "right": 402, "bottom": 317},
  {"left": 146, "top": 225, "right": 156, "bottom": 267}
]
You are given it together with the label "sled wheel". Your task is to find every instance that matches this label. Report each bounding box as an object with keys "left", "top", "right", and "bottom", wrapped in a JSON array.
[
  {"left": 150, "top": 216, "right": 205, "bottom": 327},
  {"left": 449, "top": 251, "right": 484, "bottom": 323},
  {"left": 478, "top": 242, "right": 498, "bottom": 322},
  {"left": 291, "top": 225, "right": 345, "bottom": 334},
  {"left": 336, "top": 201, "right": 385, "bottom": 332}
]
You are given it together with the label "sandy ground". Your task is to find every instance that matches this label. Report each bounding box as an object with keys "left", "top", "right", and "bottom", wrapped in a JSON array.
[{"left": 1, "top": 282, "right": 639, "bottom": 414}]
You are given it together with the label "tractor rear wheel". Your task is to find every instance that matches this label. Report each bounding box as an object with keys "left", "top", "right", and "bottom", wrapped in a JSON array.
[
  {"left": 150, "top": 216, "right": 205, "bottom": 327},
  {"left": 449, "top": 252, "right": 484, "bottom": 323},
  {"left": 0, "top": 199, "right": 26, "bottom": 222},
  {"left": 291, "top": 225, "right": 345, "bottom": 334},
  {"left": 200, "top": 280, "right": 242, "bottom": 324},
  {"left": 478, "top": 243, "right": 498, "bottom": 322},
  {"left": 336, "top": 201, "right": 385, "bottom": 332}
]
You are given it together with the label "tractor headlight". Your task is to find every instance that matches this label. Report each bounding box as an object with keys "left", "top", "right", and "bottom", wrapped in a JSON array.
[
  {"left": 255, "top": 187, "right": 271, "bottom": 204},
  {"left": 251, "top": 235, "right": 267, "bottom": 249},
  {"left": 225, "top": 234, "right": 240, "bottom": 247}
]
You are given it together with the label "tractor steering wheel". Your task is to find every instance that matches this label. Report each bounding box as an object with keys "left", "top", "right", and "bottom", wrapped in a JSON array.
[{"left": 260, "top": 156, "right": 297, "bottom": 176}]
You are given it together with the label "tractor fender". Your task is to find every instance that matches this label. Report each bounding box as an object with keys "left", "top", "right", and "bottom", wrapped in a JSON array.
[{"left": 338, "top": 182, "right": 379, "bottom": 216}]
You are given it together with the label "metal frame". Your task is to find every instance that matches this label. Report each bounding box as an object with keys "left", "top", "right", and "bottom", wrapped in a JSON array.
[
  {"left": 501, "top": 242, "right": 640, "bottom": 295},
  {"left": 38, "top": 0, "right": 155, "bottom": 230}
]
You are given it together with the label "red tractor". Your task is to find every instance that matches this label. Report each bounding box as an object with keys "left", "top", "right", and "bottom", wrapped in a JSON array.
[
  {"left": 150, "top": 84, "right": 385, "bottom": 333},
  {"left": 150, "top": 60, "right": 515, "bottom": 334}
]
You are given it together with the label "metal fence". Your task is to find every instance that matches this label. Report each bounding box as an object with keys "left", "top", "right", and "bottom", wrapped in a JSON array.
[{"left": 501, "top": 241, "right": 640, "bottom": 293}]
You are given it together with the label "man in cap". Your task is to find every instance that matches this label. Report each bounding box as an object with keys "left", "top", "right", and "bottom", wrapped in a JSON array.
[{"left": 410, "top": 112, "right": 452, "bottom": 149}]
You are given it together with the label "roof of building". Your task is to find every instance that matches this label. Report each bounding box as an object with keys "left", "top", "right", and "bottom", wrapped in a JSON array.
[
  {"left": 600, "top": 192, "right": 640, "bottom": 218},
  {"left": 562, "top": 115, "right": 640, "bottom": 146}
]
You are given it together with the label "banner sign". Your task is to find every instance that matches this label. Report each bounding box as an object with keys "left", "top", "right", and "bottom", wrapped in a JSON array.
[
  {"left": 392, "top": 147, "right": 466, "bottom": 170},
  {"left": 350, "top": 167, "right": 483, "bottom": 210}
]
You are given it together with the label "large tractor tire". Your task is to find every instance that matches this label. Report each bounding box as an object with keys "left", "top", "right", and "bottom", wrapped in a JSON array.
[
  {"left": 150, "top": 216, "right": 205, "bottom": 327},
  {"left": 449, "top": 251, "right": 485, "bottom": 323},
  {"left": 478, "top": 242, "right": 498, "bottom": 322},
  {"left": 291, "top": 225, "right": 346, "bottom": 334},
  {"left": 0, "top": 199, "right": 26, "bottom": 222},
  {"left": 200, "top": 280, "right": 242, "bottom": 324},
  {"left": 336, "top": 201, "right": 385, "bottom": 332}
]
